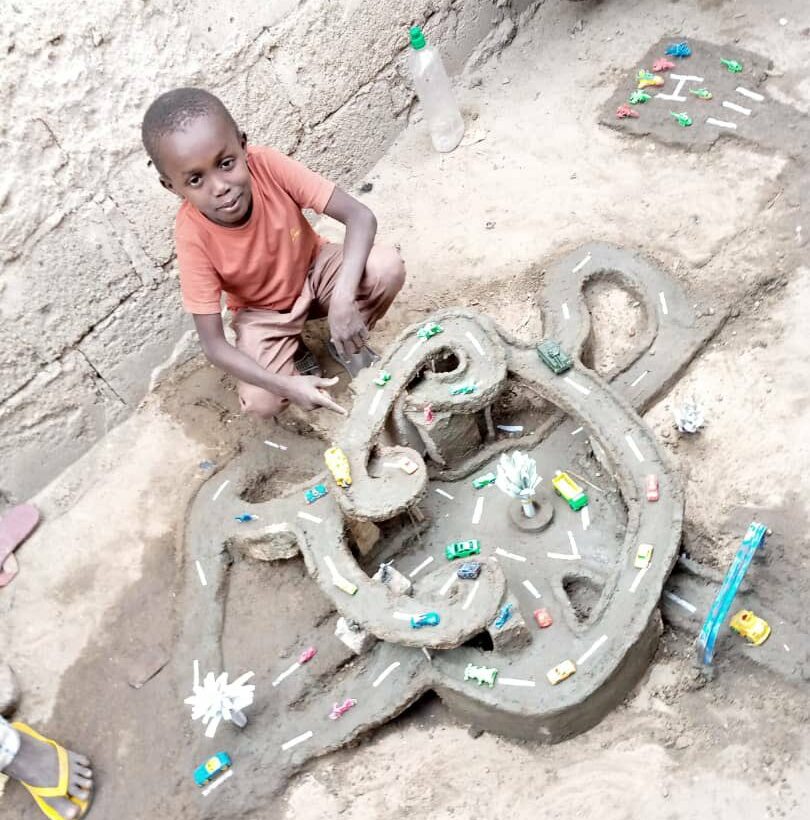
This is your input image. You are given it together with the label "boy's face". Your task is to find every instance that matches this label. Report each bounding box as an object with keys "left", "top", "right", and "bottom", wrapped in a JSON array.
[{"left": 156, "top": 113, "right": 252, "bottom": 226}]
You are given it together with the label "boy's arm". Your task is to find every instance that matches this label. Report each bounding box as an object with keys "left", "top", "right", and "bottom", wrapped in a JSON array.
[
  {"left": 322, "top": 188, "right": 377, "bottom": 356},
  {"left": 192, "top": 313, "right": 346, "bottom": 415}
]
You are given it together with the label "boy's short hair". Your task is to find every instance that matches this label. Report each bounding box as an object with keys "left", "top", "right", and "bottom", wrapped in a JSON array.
[{"left": 141, "top": 87, "right": 238, "bottom": 171}]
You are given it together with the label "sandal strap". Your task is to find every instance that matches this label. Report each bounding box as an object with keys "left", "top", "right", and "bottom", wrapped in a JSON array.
[{"left": 11, "top": 722, "right": 69, "bottom": 798}]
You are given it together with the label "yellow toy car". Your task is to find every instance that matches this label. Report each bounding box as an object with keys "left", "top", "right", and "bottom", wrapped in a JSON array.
[
  {"left": 729, "top": 610, "right": 771, "bottom": 646},
  {"left": 552, "top": 471, "right": 588, "bottom": 511},
  {"left": 634, "top": 543, "right": 654, "bottom": 570},
  {"left": 546, "top": 659, "right": 576, "bottom": 685},
  {"left": 324, "top": 446, "right": 352, "bottom": 488}
]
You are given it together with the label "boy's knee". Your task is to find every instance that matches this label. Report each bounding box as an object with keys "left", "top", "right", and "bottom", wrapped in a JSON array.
[
  {"left": 239, "top": 387, "right": 288, "bottom": 419},
  {"left": 369, "top": 245, "right": 406, "bottom": 296}
]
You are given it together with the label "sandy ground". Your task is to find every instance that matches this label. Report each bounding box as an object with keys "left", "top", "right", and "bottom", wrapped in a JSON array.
[{"left": 3, "top": 0, "right": 810, "bottom": 817}]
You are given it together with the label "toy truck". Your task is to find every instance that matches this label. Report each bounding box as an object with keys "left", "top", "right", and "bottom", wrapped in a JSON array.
[
  {"left": 464, "top": 663, "right": 498, "bottom": 687},
  {"left": 645, "top": 474, "right": 659, "bottom": 502},
  {"left": 373, "top": 370, "right": 392, "bottom": 387},
  {"left": 729, "top": 609, "right": 771, "bottom": 646},
  {"left": 445, "top": 540, "right": 481, "bottom": 560},
  {"left": 552, "top": 471, "right": 589, "bottom": 511},
  {"left": 534, "top": 608, "right": 553, "bottom": 628},
  {"left": 634, "top": 543, "right": 654, "bottom": 570},
  {"left": 324, "top": 447, "right": 352, "bottom": 488},
  {"left": 537, "top": 340, "right": 573, "bottom": 374}
]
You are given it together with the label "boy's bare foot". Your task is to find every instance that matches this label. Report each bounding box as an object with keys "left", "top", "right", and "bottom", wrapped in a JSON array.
[{"left": 5, "top": 727, "right": 92, "bottom": 819}]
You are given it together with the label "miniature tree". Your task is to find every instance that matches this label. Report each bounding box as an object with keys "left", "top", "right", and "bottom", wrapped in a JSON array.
[
  {"left": 184, "top": 666, "right": 256, "bottom": 738},
  {"left": 495, "top": 451, "right": 541, "bottom": 518}
]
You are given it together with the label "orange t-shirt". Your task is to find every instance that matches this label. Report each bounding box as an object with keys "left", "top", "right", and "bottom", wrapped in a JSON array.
[{"left": 175, "top": 146, "right": 336, "bottom": 313}]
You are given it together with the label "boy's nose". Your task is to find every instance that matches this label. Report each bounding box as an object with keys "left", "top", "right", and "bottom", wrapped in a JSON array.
[{"left": 213, "top": 177, "right": 231, "bottom": 197}]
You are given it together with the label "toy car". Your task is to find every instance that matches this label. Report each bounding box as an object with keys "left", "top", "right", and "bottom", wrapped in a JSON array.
[
  {"left": 546, "top": 660, "right": 576, "bottom": 685},
  {"left": 298, "top": 646, "right": 317, "bottom": 664},
  {"left": 234, "top": 513, "right": 258, "bottom": 522},
  {"left": 417, "top": 322, "right": 443, "bottom": 340},
  {"left": 645, "top": 474, "right": 659, "bottom": 502},
  {"left": 324, "top": 446, "right": 352, "bottom": 488},
  {"left": 552, "top": 471, "right": 589, "bottom": 511},
  {"left": 494, "top": 603, "right": 513, "bottom": 629},
  {"left": 472, "top": 472, "right": 496, "bottom": 489},
  {"left": 537, "top": 340, "right": 573, "bottom": 374},
  {"left": 464, "top": 662, "right": 498, "bottom": 687},
  {"left": 194, "top": 752, "right": 232, "bottom": 787},
  {"left": 634, "top": 543, "right": 654, "bottom": 570},
  {"left": 729, "top": 609, "right": 771, "bottom": 646},
  {"left": 410, "top": 611, "right": 441, "bottom": 629},
  {"left": 304, "top": 484, "right": 328, "bottom": 504},
  {"left": 445, "top": 540, "right": 481, "bottom": 560},
  {"left": 450, "top": 384, "right": 477, "bottom": 396},
  {"left": 457, "top": 561, "right": 482, "bottom": 580},
  {"left": 373, "top": 370, "right": 392, "bottom": 387},
  {"left": 329, "top": 698, "right": 357, "bottom": 720},
  {"left": 534, "top": 608, "right": 553, "bottom": 629}
]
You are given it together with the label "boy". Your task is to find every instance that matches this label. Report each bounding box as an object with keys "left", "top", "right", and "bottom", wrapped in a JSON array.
[{"left": 141, "top": 88, "right": 405, "bottom": 417}]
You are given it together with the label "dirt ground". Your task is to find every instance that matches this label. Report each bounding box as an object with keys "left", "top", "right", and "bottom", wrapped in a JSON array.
[{"left": 3, "top": 0, "right": 810, "bottom": 817}]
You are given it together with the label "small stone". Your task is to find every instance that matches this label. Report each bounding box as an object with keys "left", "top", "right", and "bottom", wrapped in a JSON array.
[
  {"left": 708, "top": 307, "right": 715, "bottom": 315},
  {"left": 629, "top": 327, "right": 636, "bottom": 337},
  {"left": 359, "top": 182, "right": 373, "bottom": 193},
  {"left": 674, "top": 735, "right": 692, "bottom": 750},
  {"left": 779, "top": 17, "right": 788, "bottom": 26},
  {"left": 485, "top": 221, "right": 496, "bottom": 230}
]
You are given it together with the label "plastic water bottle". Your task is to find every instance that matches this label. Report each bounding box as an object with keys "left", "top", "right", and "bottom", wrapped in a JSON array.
[{"left": 407, "top": 25, "right": 465, "bottom": 153}]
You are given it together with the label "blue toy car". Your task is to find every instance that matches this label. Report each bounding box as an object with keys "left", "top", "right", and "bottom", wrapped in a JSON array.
[
  {"left": 457, "top": 561, "right": 482, "bottom": 580},
  {"left": 494, "top": 603, "right": 513, "bottom": 629},
  {"left": 410, "top": 612, "right": 440, "bottom": 629},
  {"left": 305, "top": 484, "right": 328, "bottom": 504},
  {"left": 194, "top": 752, "right": 232, "bottom": 787}
]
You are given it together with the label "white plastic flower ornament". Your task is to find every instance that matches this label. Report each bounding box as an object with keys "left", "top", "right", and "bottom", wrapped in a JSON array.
[
  {"left": 185, "top": 662, "right": 256, "bottom": 738},
  {"left": 495, "top": 451, "right": 541, "bottom": 518}
]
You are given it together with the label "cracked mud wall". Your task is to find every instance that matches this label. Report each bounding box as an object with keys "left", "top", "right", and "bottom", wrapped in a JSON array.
[{"left": 0, "top": 0, "right": 540, "bottom": 504}]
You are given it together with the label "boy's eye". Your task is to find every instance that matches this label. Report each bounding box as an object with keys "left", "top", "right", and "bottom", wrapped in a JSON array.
[
  {"left": 221, "top": 158, "right": 234, "bottom": 169},
  {"left": 188, "top": 175, "right": 202, "bottom": 187}
]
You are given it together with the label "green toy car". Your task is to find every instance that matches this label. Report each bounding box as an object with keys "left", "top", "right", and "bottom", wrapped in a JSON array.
[
  {"left": 373, "top": 370, "right": 392, "bottom": 387},
  {"left": 417, "top": 322, "right": 443, "bottom": 340},
  {"left": 537, "top": 340, "right": 573, "bottom": 374},
  {"left": 445, "top": 539, "right": 481, "bottom": 560},
  {"left": 464, "top": 662, "right": 498, "bottom": 687},
  {"left": 472, "top": 472, "right": 496, "bottom": 489}
]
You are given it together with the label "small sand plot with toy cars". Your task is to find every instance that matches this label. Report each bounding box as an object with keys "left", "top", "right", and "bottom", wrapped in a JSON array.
[{"left": 601, "top": 37, "right": 806, "bottom": 157}]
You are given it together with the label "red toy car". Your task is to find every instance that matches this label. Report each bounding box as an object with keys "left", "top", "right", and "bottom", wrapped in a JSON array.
[
  {"left": 534, "top": 608, "right": 553, "bottom": 629},
  {"left": 645, "top": 474, "right": 659, "bottom": 502}
]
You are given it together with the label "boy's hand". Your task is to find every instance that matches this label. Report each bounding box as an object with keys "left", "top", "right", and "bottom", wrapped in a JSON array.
[
  {"left": 328, "top": 297, "right": 369, "bottom": 357},
  {"left": 282, "top": 375, "right": 347, "bottom": 415}
]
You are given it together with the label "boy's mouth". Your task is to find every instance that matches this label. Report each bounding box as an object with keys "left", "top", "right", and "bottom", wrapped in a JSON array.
[{"left": 218, "top": 193, "right": 243, "bottom": 213}]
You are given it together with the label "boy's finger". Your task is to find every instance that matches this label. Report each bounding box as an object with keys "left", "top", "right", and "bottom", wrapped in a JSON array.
[
  {"left": 317, "top": 376, "right": 340, "bottom": 389},
  {"left": 332, "top": 337, "right": 345, "bottom": 358},
  {"left": 317, "top": 391, "right": 347, "bottom": 415},
  {"left": 359, "top": 326, "right": 370, "bottom": 341}
]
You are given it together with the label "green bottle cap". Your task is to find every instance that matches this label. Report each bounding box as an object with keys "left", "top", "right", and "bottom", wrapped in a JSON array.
[{"left": 409, "top": 26, "right": 426, "bottom": 50}]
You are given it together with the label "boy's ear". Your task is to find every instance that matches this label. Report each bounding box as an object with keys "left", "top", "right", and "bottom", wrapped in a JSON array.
[{"left": 159, "top": 175, "right": 182, "bottom": 198}]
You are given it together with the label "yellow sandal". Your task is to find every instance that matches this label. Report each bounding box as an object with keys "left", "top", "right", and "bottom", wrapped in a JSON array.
[{"left": 11, "top": 723, "right": 92, "bottom": 819}]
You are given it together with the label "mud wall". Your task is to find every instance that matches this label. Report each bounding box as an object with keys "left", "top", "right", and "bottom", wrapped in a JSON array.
[{"left": 0, "top": 0, "right": 540, "bottom": 504}]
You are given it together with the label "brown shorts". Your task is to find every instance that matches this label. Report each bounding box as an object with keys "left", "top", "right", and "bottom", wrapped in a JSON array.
[{"left": 232, "top": 242, "right": 405, "bottom": 417}]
